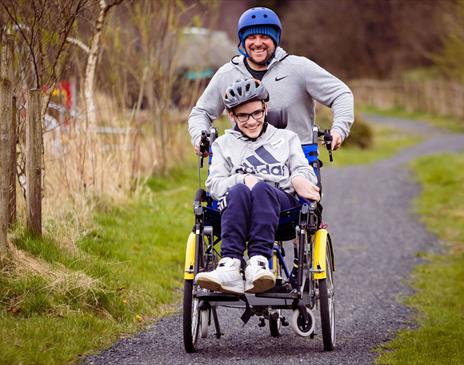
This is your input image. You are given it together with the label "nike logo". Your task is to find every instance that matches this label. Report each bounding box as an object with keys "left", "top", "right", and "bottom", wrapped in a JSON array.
[{"left": 275, "top": 75, "right": 288, "bottom": 82}]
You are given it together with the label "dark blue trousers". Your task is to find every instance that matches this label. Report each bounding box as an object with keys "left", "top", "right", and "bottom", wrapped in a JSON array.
[{"left": 221, "top": 181, "right": 299, "bottom": 260}]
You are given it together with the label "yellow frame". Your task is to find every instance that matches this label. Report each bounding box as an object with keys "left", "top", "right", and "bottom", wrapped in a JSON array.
[
  {"left": 313, "top": 229, "right": 328, "bottom": 280},
  {"left": 184, "top": 232, "right": 196, "bottom": 280}
]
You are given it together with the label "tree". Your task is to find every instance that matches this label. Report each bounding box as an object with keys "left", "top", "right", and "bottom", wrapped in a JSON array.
[
  {"left": 0, "top": 0, "right": 88, "bottom": 236},
  {"left": 67, "top": 0, "right": 123, "bottom": 125},
  {"left": 433, "top": 0, "right": 464, "bottom": 84},
  {"left": 100, "top": 0, "right": 218, "bottom": 175}
]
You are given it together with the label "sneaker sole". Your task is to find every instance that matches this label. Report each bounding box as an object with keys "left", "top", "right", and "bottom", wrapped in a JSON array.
[
  {"left": 196, "top": 276, "right": 244, "bottom": 295},
  {"left": 245, "top": 274, "right": 276, "bottom": 294}
]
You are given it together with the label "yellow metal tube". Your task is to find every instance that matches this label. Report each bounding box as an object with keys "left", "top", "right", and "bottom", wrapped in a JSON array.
[
  {"left": 184, "top": 232, "right": 196, "bottom": 280},
  {"left": 313, "top": 229, "right": 328, "bottom": 280}
]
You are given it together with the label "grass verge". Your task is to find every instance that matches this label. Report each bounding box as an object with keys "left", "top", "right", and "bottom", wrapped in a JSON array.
[
  {"left": 320, "top": 122, "right": 422, "bottom": 166},
  {"left": 0, "top": 157, "right": 198, "bottom": 365},
  {"left": 361, "top": 105, "right": 464, "bottom": 133},
  {"left": 376, "top": 153, "right": 464, "bottom": 364}
]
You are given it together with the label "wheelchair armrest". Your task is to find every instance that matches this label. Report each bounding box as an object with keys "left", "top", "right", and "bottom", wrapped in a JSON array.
[{"left": 298, "top": 196, "right": 318, "bottom": 208}]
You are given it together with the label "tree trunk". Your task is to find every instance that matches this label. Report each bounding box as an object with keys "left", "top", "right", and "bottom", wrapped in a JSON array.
[
  {"left": 0, "top": 77, "right": 12, "bottom": 254},
  {"left": 2, "top": 35, "right": 16, "bottom": 228},
  {"left": 0, "top": 34, "right": 15, "bottom": 254},
  {"left": 84, "top": 0, "right": 111, "bottom": 125},
  {"left": 9, "top": 95, "right": 17, "bottom": 227},
  {"left": 26, "top": 89, "right": 42, "bottom": 236}
]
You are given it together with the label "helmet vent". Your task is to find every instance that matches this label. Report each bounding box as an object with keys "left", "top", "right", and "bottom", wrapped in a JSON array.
[
  {"left": 223, "top": 78, "right": 269, "bottom": 109},
  {"left": 251, "top": 15, "right": 256, "bottom": 19},
  {"left": 264, "top": 14, "right": 268, "bottom": 18}
]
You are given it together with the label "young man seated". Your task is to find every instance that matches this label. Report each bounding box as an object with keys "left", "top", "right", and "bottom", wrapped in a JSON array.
[{"left": 195, "top": 78, "right": 320, "bottom": 295}]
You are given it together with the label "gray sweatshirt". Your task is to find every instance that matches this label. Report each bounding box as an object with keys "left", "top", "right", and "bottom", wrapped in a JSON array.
[
  {"left": 189, "top": 47, "right": 354, "bottom": 146},
  {"left": 206, "top": 124, "right": 317, "bottom": 200}
]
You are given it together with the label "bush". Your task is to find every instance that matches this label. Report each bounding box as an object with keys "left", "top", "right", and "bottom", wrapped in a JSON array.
[{"left": 316, "top": 104, "right": 373, "bottom": 149}]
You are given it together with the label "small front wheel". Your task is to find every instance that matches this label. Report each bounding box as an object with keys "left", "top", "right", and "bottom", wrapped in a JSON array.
[
  {"left": 290, "top": 307, "right": 315, "bottom": 337},
  {"left": 183, "top": 279, "right": 200, "bottom": 353},
  {"left": 269, "top": 309, "right": 282, "bottom": 337},
  {"left": 200, "top": 309, "right": 209, "bottom": 338}
]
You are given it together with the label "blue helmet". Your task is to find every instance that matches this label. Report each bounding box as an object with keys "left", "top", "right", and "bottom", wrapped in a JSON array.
[{"left": 237, "top": 7, "right": 282, "bottom": 46}]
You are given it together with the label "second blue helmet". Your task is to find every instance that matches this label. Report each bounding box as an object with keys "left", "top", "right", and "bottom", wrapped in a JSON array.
[{"left": 237, "top": 7, "right": 282, "bottom": 46}]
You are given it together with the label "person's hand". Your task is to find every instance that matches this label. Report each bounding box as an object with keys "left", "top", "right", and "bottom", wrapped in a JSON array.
[
  {"left": 330, "top": 130, "right": 343, "bottom": 150},
  {"left": 244, "top": 174, "right": 259, "bottom": 190},
  {"left": 291, "top": 176, "right": 320, "bottom": 201},
  {"left": 194, "top": 142, "right": 209, "bottom": 157}
]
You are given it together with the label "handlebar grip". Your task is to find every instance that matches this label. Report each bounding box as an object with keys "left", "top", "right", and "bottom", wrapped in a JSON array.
[
  {"left": 323, "top": 129, "right": 334, "bottom": 162},
  {"left": 200, "top": 130, "right": 210, "bottom": 154}
]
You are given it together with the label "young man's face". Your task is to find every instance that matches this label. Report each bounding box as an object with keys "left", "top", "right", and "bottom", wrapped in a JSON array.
[
  {"left": 229, "top": 100, "right": 266, "bottom": 139},
  {"left": 244, "top": 34, "right": 275, "bottom": 70}
]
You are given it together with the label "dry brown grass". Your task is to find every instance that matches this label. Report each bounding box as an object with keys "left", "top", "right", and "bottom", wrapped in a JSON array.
[{"left": 3, "top": 238, "right": 100, "bottom": 297}]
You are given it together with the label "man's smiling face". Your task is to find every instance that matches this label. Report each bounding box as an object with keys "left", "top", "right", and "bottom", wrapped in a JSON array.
[{"left": 244, "top": 34, "right": 275, "bottom": 70}]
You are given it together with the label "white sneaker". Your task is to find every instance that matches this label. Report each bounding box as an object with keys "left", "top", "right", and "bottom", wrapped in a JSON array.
[
  {"left": 245, "top": 255, "right": 276, "bottom": 293},
  {"left": 195, "top": 257, "right": 244, "bottom": 295}
]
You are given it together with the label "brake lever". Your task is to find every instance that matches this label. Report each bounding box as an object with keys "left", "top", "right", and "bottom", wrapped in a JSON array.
[
  {"left": 199, "top": 130, "right": 210, "bottom": 168},
  {"left": 323, "top": 130, "right": 333, "bottom": 162}
]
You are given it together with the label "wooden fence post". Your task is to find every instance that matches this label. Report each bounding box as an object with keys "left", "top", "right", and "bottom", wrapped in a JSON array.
[{"left": 26, "top": 89, "right": 42, "bottom": 236}]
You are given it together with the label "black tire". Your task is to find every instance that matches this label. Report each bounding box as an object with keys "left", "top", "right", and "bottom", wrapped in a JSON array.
[
  {"left": 269, "top": 310, "right": 282, "bottom": 337},
  {"left": 318, "top": 241, "right": 335, "bottom": 351},
  {"left": 183, "top": 279, "right": 200, "bottom": 353}
]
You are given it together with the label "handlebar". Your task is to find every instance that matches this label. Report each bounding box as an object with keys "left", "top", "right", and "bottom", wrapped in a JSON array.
[
  {"left": 312, "top": 126, "right": 334, "bottom": 162},
  {"left": 198, "top": 128, "right": 217, "bottom": 168}
]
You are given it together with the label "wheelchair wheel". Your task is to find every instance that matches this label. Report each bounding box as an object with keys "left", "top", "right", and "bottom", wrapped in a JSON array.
[
  {"left": 269, "top": 309, "right": 282, "bottom": 337},
  {"left": 318, "top": 237, "right": 335, "bottom": 351},
  {"left": 183, "top": 279, "right": 201, "bottom": 353}
]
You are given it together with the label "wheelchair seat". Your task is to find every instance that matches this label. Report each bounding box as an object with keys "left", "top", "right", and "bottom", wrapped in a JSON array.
[{"left": 204, "top": 202, "right": 302, "bottom": 242}]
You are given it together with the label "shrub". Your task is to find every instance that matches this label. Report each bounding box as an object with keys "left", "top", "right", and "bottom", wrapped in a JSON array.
[{"left": 316, "top": 104, "right": 373, "bottom": 149}]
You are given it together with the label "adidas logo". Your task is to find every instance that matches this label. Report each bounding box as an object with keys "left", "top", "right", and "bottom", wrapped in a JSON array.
[{"left": 235, "top": 146, "right": 286, "bottom": 176}]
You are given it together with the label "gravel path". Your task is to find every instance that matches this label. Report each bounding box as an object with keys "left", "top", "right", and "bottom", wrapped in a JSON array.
[{"left": 83, "top": 115, "right": 464, "bottom": 365}]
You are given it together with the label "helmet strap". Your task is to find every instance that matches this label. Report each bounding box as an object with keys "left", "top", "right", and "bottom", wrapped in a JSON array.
[{"left": 237, "top": 41, "right": 249, "bottom": 58}]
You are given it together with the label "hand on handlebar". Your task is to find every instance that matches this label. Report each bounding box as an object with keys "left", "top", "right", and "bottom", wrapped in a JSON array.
[
  {"left": 329, "top": 130, "right": 342, "bottom": 150},
  {"left": 194, "top": 142, "right": 209, "bottom": 157},
  {"left": 322, "top": 130, "right": 343, "bottom": 151}
]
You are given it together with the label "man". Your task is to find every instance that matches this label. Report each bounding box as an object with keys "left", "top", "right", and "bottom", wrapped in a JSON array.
[
  {"left": 188, "top": 7, "right": 354, "bottom": 153},
  {"left": 195, "top": 78, "right": 319, "bottom": 295}
]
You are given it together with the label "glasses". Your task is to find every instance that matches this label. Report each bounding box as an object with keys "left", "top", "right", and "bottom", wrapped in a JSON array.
[{"left": 233, "top": 108, "right": 265, "bottom": 123}]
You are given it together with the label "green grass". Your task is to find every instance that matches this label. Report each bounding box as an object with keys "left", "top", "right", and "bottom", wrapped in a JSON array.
[
  {"left": 320, "top": 123, "right": 422, "bottom": 166},
  {"left": 0, "top": 121, "right": 424, "bottom": 364},
  {"left": 376, "top": 153, "right": 464, "bottom": 365},
  {"left": 0, "top": 157, "right": 198, "bottom": 365},
  {"left": 362, "top": 105, "right": 464, "bottom": 133}
]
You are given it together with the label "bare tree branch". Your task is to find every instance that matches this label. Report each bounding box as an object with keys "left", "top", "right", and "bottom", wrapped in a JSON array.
[{"left": 66, "top": 37, "right": 90, "bottom": 53}]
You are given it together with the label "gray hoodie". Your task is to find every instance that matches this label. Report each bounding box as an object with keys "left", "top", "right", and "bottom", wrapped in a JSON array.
[
  {"left": 206, "top": 124, "right": 317, "bottom": 200},
  {"left": 189, "top": 47, "right": 354, "bottom": 146}
]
